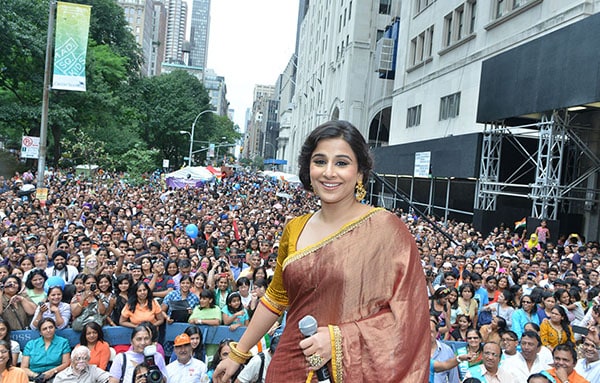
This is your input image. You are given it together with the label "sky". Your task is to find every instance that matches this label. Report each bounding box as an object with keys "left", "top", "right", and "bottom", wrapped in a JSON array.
[{"left": 200, "top": 0, "right": 299, "bottom": 130}]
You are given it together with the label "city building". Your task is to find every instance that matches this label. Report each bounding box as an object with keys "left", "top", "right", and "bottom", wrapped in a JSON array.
[
  {"left": 163, "top": 0, "right": 188, "bottom": 64},
  {"left": 282, "top": 0, "right": 600, "bottom": 239},
  {"left": 117, "top": 0, "right": 154, "bottom": 76},
  {"left": 244, "top": 85, "right": 276, "bottom": 160},
  {"left": 189, "top": 0, "right": 210, "bottom": 69},
  {"left": 149, "top": 1, "right": 167, "bottom": 76},
  {"left": 204, "top": 69, "right": 228, "bottom": 116}
]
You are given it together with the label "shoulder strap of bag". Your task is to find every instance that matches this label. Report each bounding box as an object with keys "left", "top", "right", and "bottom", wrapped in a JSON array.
[
  {"left": 119, "top": 352, "right": 127, "bottom": 383},
  {"left": 256, "top": 352, "right": 265, "bottom": 383}
]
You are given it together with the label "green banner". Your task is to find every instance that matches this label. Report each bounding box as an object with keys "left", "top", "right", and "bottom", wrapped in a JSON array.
[{"left": 52, "top": 2, "right": 91, "bottom": 92}]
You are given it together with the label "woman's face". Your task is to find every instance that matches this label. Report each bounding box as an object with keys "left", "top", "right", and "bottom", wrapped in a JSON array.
[
  {"left": 0, "top": 323, "right": 8, "bottom": 341},
  {"left": 253, "top": 284, "right": 266, "bottom": 298},
  {"left": 85, "top": 257, "right": 98, "bottom": 269},
  {"left": 199, "top": 296, "right": 212, "bottom": 308},
  {"left": 31, "top": 274, "right": 45, "bottom": 289},
  {"left": 189, "top": 333, "right": 200, "bottom": 349},
  {"left": 167, "top": 263, "right": 178, "bottom": 276},
  {"left": 40, "top": 321, "right": 56, "bottom": 340},
  {"left": 254, "top": 269, "right": 266, "bottom": 281},
  {"left": 85, "top": 326, "right": 99, "bottom": 344},
  {"left": 0, "top": 344, "right": 9, "bottom": 368},
  {"left": 205, "top": 247, "right": 215, "bottom": 257},
  {"left": 461, "top": 288, "right": 473, "bottom": 299},
  {"left": 98, "top": 277, "right": 111, "bottom": 293},
  {"left": 3, "top": 278, "right": 19, "bottom": 297},
  {"left": 498, "top": 278, "right": 508, "bottom": 289},
  {"left": 219, "top": 344, "right": 231, "bottom": 360},
  {"left": 559, "top": 292, "right": 570, "bottom": 304},
  {"left": 448, "top": 291, "right": 458, "bottom": 303},
  {"left": 20, "top": 259, "right": 33, "bottom": 271},
  {"left": 180, "top": 279, "right": 191, "bottom": 292},
  {"left": 217, "top": 277, "right": 229, "bottom": 291},
  {"left": 0, "top": 268, "right": 8, "bottom": 280},
  {"left": 141, "top": 258, "right": 151, "bottom": 271},
  {"left": 136, "top": 285, "right": 148, "bottom": 301},
  {"left": 74, "top": 278, "right": 84, "bottom": 292},
  {"left": 131, "top": 329, "right": 151, "bottom": 353},
  {"left": 466, "top": 331, "right": 481, "bottom": 349},
  {"left": 84, "top": 277, "right": 97, "bottom": 291},
  {"left": 550, "top": 308, "right": 563, "bottom": 324},
  {"left": 118, "top": 279, "right": 130, "bottom": 293},
  {"left": 544, "top": 296, "right": 556, "bottom": 308},
  {"left": 238, "top": 284, "right": 249, "bottom": 296},
  {"left": 229, "top": 296, "right": 241, "bottom": 309},
  {"left": 68, "top": 256, "right": 80, "bottom": 268},
  {"left": 12, "top": 268, "right": 23, "bottom": 280},
  {"left": 458, "top": 316, "right": 470, "bottom": 329},
  {"left": 194, "top": 275, "right": 205, "bottom": 288},
  {"left": 48, "top": 288, "right": 62, "bottom": 305}
]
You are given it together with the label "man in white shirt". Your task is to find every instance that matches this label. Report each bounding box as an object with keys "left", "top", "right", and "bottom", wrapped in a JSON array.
[
  {"left": 166, "top": 334, "right": 208, "bottom": 382},
  {"left": 502, "top": 331, "right": 551, "bottom": 382},
  {"left": 575, "top": 334, "right": 600, "bottom": 382},
  {"left": 45, "top": 250, "right": 79, "bottom": 284},
  {"left": 465, "top": 342, "right": 514, "bottom": 382}
]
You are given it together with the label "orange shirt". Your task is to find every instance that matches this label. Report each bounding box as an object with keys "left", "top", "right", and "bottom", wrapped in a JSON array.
[
  {"left": 121, "top": 300, "right": 162, "bottom": 325},
  {"left": 76, "top": 341, "right": 110, "bottom": 370},
  {"left": 546, "top": 368, "right": 590, "bottom": 383}
]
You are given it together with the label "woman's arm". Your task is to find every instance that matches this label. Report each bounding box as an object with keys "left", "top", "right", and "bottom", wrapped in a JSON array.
[
  {"left": 43, "top": 352, "right": 71, "bottom": 380},
  {"left": 221, "top": 310, "right": 236, "bottom": 325},
  {"left": 21, "top": 355, "right": 37, "bottom": 379},
  {"left": 213, "top": 304, "right": 279, "bottom": 383}
]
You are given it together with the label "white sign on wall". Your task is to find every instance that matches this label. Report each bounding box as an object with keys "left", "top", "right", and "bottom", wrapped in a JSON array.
[
  {"left": 20, "top": 136, "right": 40, "bottom": 159},
  {"left": 414, "top": 151, "right": 431, "bottom": 178}
]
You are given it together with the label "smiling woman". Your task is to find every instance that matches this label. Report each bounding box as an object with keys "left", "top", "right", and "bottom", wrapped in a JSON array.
[{"left": 213, "top": 121, "right": 429, "bottom": 383}]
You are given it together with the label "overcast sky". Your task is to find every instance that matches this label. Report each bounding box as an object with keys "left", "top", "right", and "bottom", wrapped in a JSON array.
[{"left": 200, "top": 0, "right": 298, "bottom": 130}]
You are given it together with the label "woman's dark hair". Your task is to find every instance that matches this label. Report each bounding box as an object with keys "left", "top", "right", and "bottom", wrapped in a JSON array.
[
  {"left": 253, "top": 278, "right": 269, "bottom": 290},
  {"left": 226, "top": 291, "right": 243, "bottom": 314},
  {"left": 199, "top": 289, "right": 216, "bottom": 309},
  {"left": 553, "top": 288, "right": 570, "bottom": 304},
  {"left": 298, "top": 120, "right": 373, "bottom": 191},
  {"left": 459, "top": 283, "right": 474, "bottom": 296},
  {"left": 501, "top": 289, "right": 515, "bottom": 307},
  {"left": 25, "top": 269, "right": 48, "bottom": 290},
  {"left": 568, "top": 287, "right": 581, "bottom": 302},
  {"left": 184, "top": 325, "right": 205, "bottom": 361},
  {"left": 38, "top": 317, "right": 56, "bottom": 332},
  {"left": 0, "top": 340, "right": 13, "bottom": 369},
  {"left": 139, "top": 321, "right": 158, "bottom": 343},
  {"left": 527, "top": 373, "right": 551, "bottom": 383},
  {"left": 83, "top": 273, "right": 97, "bottom": 285},
  {"left": 194, "top": 271, "right": 207, "bottom": 287},
  {"left": 551, "top": 305, "right": 573, "bottom": 344},
  {"left": 79, "top": 321, "right": 105, "bottom": 346},
  {"left": 97, "top": 274, "right": 114, "bottom": 293},
  {"left": 73, "top": 273, "right": 86, "bottom": 286},
  {"left": 447, "top": 287, "right": 459, "bottom": 310},
  {"left": 236, "top": 277, "right": 250, "bottom": 288},
  {"left": 131, "top": 362, "right": 155, "bottom": 383},
  {"left": 47, "top": 286, "right": 63, "bottom": 296},
  {"left": 165, "top": 259, "right": 179, "bottom": 275},
  {"left": 128, "top": 281, "right": 154, "bottom": 312},
  {"left": 130, "top": 324, "right": 152, "bottom": 341},
  {"left": 463, "top": 379, "right": 482, "bottom": 383},
  {"left": 115, "top": 273, "right": 133, "bottom": 295},
  {"left": 180, "top": 275, "right": 193, "bottom": 285},
  {"left": 495, "top": 316, "right": 507, "bottom": 333},
  {"left": 252, "top": 266, "right": 267, "bottom": 282},
  {"left": 524, "top": 322, "right": 541, "bottom": 332},
  {"left": 0, "top": 319, "right": 12, "bottom": 342}
]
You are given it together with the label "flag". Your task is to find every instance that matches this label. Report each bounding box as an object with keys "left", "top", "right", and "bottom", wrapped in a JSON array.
[
  {"left": 52, "top": 2, "right": 91, "bottom": 91},
  {"left": 514, "top": 217, "right": 526, "bottom": 230}
]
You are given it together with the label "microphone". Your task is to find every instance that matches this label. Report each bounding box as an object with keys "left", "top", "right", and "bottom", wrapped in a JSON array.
[{"left": 299, "top": 315, "right": 332, "bottom": 383}]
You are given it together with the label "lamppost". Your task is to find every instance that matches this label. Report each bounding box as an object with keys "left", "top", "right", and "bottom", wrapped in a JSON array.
[
  {"left": 179, "top": 109, "right": 217, "bottom": 167},
  {"left": 264, "top": 141, "right": 276, "bottom": 158}
]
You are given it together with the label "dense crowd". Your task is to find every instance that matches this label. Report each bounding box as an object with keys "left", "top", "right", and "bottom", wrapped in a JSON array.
[{"left": 1, "top": 168, "right": 599, "bottom": 382}]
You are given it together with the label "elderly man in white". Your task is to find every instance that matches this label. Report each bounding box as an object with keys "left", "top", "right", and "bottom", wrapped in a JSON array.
[
  {"left": 166, "top": 333, "right": 208, "bottom": 382},
  {"left": 54, "top": 346, "right": 109, "bottom": 383}
]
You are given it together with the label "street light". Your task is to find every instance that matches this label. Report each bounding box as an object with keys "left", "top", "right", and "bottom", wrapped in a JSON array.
[
  {"left": 180, "top": 109, "right": 217, "bottom": 167},
  {"left": 264, "top": 141, "right": 276, "bottom": 158}
]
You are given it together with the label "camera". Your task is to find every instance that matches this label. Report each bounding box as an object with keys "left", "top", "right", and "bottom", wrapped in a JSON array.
[
  {"left": 90, "top": 283, "right": 97, "bottom": 291},
  {"left": 107, "top": 260, "right": 116, "bottom": 266},
  {"left": 143, "top": 345, "right": 164, "bottom": 383},
  {"left": 219, "top": 260, "right": 227, "bottom": 269}
]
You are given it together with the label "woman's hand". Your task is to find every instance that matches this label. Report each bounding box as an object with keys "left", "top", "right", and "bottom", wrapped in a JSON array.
[
  {"left": 213, "top": 358, "right": 241, "bottom": 383},
  {"left": 298, "top": 326, "right": 332, "bottom": 371}
]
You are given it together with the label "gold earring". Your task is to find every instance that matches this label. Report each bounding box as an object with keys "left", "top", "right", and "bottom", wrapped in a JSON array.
[{"left": 355, "top": 181, "right": 366, "bottom": 201}]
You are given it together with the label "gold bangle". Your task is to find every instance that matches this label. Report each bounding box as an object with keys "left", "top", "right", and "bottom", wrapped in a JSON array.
[{"left": 228, "top": 341, "right": 252, "bottom": 364}]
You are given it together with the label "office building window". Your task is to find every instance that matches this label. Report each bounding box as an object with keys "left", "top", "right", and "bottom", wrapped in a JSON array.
[
  {"left": 442, "top": 2, "right": 476, "bottom": 48},
  {"left": 495, "top": 0, "right": 536, "bottom": 19},
  {"left": 379, "top": 0, "right": 391, "bottom": 14},
  {"left": 407, "top": 105, "right": 422, "bottom": 127},
  {"left": 415, "top": 0, "right": 437, "bottom": 13},
  {"left": 439, "top": 92, "right": 461, "bottom": 120},
  {"left": 409, "top": 25, "right": 433, "bottom": 67}
]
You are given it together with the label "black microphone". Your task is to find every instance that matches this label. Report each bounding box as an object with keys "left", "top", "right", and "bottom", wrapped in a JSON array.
[{"left": 299, "top": 315, "right": 332, "bottom": 383}]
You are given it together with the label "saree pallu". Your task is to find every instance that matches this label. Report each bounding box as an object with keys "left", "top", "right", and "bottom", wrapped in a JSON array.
[{"left": 263, "top": 208, "right": 430, "bottom": 382}]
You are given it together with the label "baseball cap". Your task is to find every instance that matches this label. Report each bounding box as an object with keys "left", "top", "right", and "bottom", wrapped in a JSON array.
[{"left": 174, "top": 333, "right": 191, "bottom": 346}]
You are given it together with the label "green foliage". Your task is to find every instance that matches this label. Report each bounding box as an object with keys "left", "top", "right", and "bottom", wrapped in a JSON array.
[{"left": 120, "top": 143, "right": 161, "bottom": 173}]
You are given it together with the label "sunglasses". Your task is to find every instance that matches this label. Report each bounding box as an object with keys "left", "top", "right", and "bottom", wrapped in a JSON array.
[{"left": 219, "top": 338, "right": 234, "bottom": 346}]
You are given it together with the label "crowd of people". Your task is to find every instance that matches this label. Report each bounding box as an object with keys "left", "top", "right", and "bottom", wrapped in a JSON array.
[{"left": 0, "top": 129, "right": 599, "bottom": 382}]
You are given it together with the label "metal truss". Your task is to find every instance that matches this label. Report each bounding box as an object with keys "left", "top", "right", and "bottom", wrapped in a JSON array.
[
  {"left": 475, "top": 122, "right": 505, "bottom": 211},
  {"left": 530, "top": 111, "right": 568, "bottom": 220}
]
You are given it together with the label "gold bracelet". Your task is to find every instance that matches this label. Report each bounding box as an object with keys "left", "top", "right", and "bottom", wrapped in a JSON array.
[{"left": 227, "top": 341, "right": 252, "bottom": 364}]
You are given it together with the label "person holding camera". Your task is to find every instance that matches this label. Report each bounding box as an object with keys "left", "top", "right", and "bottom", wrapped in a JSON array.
[
  {"left": 54, "top": 346, "right": 109, "bottom": 383},
  {"left": 70, "top": 274, "right": 107, "bottom": 328},
  {"left": 0, "top": 275, "right": 37, "bottom": 330},
  {"left": 30, "top": 285, "right": 71, "bottom": 330},
  {"left": 166, "top": 333, "right": 208, "bottom": 382},
  {"left": 108, "top": 325, "right": 167, "bottom": 383}
]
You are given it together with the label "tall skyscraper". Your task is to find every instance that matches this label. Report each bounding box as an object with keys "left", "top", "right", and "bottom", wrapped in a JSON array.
[
  {"left": 117, "top": 0, "right": 154, "bottom": 75},
  {"left": 189, "top": 0, "right": 210, "bottom": 68},
  {"left": 163, "top": 0, "right": 187, "bottom": 64}
]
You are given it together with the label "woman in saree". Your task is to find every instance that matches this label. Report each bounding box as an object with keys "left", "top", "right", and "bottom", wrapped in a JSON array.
[{"left": 214, "top": 120, "right": 429, "bottom": 382}]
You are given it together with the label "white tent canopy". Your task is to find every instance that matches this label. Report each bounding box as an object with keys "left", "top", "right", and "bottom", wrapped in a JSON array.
[
  {"left": 165, "top": 166, "right": 214, "bottom": 188},
  {"left": 262, "top": 170, "right": 301, "bottom": 184}
]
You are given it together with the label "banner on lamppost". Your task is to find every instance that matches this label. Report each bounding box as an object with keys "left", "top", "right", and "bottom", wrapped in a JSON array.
[
  {"left": 208, "top": 143, "right": 215, "bottom": 158},
  {"left": 52, "top": 2, "right": 91, "bottom": 91}
]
